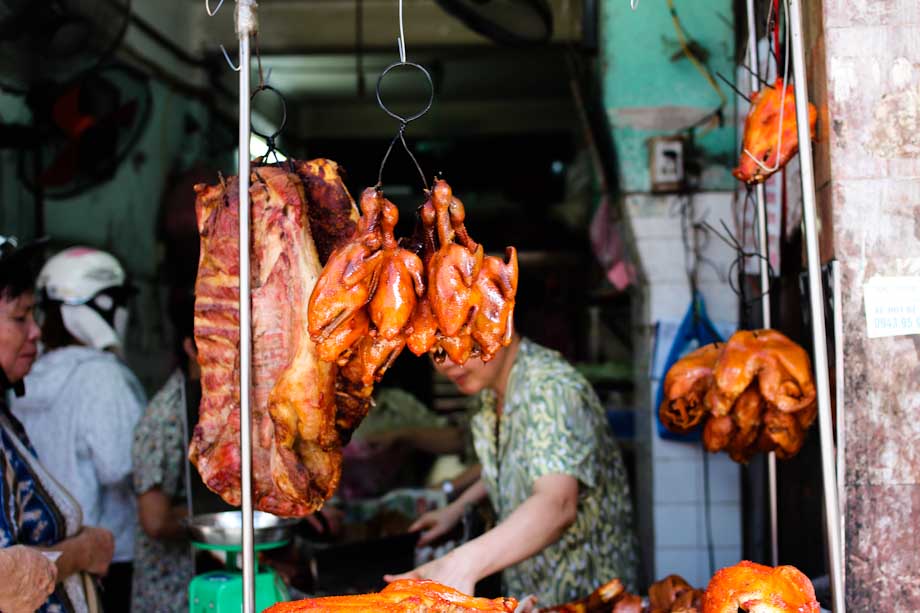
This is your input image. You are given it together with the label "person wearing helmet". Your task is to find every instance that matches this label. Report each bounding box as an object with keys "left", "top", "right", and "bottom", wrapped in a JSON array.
[
  {"left": 11, "top": 245, "right": 145, "bottom": 612},
  {"left": 0, "top": 236, "right": 115, "bottom": 613}
]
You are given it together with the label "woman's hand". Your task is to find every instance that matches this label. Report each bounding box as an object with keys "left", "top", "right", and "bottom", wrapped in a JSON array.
[
  {"left": 75, "top": 526, "right": 115, "bottom": 576},
  {"left": 409, "top": 502, "right": 465, "bottom": 547},
  {"left": 0, "top": 545, "right": 58, "bottom": 613},
  {"left": 383, "top": 547, "right": 480, "bottom": 596}
]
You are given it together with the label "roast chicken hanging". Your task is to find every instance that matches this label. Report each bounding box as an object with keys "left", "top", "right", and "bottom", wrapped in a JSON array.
[
  {"left": 307, "top": 178, "right": 519, "bottom": 380},
  {"left": 732, "top": 78, "right": 817, "bottom": 184},
  {"left": 659, "top": 329, "right": 817, "bottom": 463}
]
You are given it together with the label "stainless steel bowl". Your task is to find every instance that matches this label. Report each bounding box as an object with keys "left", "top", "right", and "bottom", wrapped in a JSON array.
[{"left": 185, "top": 511, "right": 299, "bottom": 547}]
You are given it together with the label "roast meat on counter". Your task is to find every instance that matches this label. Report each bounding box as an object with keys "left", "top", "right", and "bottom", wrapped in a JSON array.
[
  {"left": 264, "top": 579, "right": 518, "bottom": 612},
  {"left": 702, "top": 561, "right": 819, "bottom": 613},
  {"left": 190, "top": 159, "right": 366, "bottom": 517}
]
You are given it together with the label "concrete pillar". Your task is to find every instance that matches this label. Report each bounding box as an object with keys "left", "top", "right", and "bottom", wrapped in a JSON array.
[{"left": 810, "top": 0, "right": 920, "bottom": 608}]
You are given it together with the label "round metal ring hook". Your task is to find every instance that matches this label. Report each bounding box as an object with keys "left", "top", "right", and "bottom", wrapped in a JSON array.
[
  {"left": 375, "top": 61, "right": 434, "bottom": 125},
  {"left": 250, "top": 85, "right": 288, "bottom": 143}
]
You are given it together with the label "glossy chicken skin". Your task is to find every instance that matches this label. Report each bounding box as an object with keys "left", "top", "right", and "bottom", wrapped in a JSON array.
[
  {"left": 733, "top": 78, "right": 817, "bottom": 184},
  {"left": 264, "top": 578, "right": 518, "bottom": 612},
  {"left": 725, "top": 385, "right": 765, "bottom": 464},
  {"left": 702, "top": 415, "right": 735, "bottom": 453},
  {"left": 428, "top": 179, "right": 483, "bottom": 337},
  {"left": 702, "top": 560, "right": 820, "bottom": 613},
  {"left": 541, "top": 578, "right": 625, "bottom": 613},
  {"left": 470, "top": 246, "right": 519, "bottom": 361},
  {"left": 659, "top": 343, "right": 721, "bottom": 434},
  {"left": 611, "top": 594, "right": 643, "bottom": 613},
  {"left": 649, "top": 574, "right": 695, "bottom": 613},
  {"left": 369, "top": 198, "right": 426, "bottom": 339},
  {"left": 706, "top": 329, "right": 815, "bottom": 416},
  {"left": 406, "top": 198, "right": 441, "bottom": 356},
  {"left": 307, "top": 188, "right": 384, "bottom": 358},
  {"left": 341, "top": 332, "right": 407, "bottom": 387}
]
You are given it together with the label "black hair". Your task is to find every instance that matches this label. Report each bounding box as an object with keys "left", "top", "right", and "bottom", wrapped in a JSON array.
[
  {"left": 0, "top": 259, "right": 40, "bottom": 302},
  {"left": 167, "top": 285, "right": 195, "bottom": 372},
  {"left": 37, "top": 301, "right": 79, "bottom": 350}
]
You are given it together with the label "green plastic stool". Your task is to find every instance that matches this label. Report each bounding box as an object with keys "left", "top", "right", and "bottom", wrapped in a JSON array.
[{"left": 188, "top": 541, "right": 290, "bottom": 613}]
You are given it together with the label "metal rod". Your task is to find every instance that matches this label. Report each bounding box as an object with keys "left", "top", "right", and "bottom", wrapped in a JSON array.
[
  {"left": 744, "top": 0, "right": 779, "bottom": 568},
  {"left": 832, "top": 259, "right": 846, "bottom": 585},
  {"left": 787, "top": 1, "right": 845, "bottom": 610},
  {"left": 235, "top": 1, "right": 256, "bottom": 611}
]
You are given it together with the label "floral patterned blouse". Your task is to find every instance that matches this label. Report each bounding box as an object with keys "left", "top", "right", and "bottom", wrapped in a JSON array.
[
  {"left": 470, "top": 338, "right": 639, "bottom": 607},
  {"left": 131, "top": 369, "right": 194, "bottom": 613}
]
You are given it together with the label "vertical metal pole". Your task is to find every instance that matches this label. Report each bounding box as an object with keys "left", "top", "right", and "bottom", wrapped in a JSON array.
[
  {"left": 787, "top": 1, "right": 845, "bottom": 610},
  {"left": 236, "top": 2, "right": 255, "bottom": 612},
  {"left": 832, "top": 260, "right": 846, "bottom": 583},
  {"left": 744, "top": 0, "right": 779, "bottom": 567}
]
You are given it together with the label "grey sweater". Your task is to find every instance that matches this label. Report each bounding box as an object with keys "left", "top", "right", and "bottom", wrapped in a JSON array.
[{"left": 11, "top": 346, "right": 146, "bottom": 562}]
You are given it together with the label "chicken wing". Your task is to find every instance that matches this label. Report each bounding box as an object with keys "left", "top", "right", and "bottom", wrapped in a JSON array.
[
  {"left": 725, "top": 385, "right": 765, "bottom": 464},
  {"left": 340, "top": 332, "right": 407, "bottom": 387},
  {"left": 659, "top": 343, "right": 721, "bottom": 433},
  {"left": 702, "top": 415, "right": 735, "bottom": 453},
  {"left": 369, "top": 197, "right": 426, "bottom": 340}
]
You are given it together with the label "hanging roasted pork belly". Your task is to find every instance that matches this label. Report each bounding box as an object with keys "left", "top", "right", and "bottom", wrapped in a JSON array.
[{"left": 190, "top": 159, "right": 365, "bottom": 517}]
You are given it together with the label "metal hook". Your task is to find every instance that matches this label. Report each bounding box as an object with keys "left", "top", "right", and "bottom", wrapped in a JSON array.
[
  {"left": 397, "top": 0, "right": 407, "bottom": 63},
  {"left": 630, "top": 0, "right": 639, "bottom": 9},
  {"left": 250, "top": 85, "right": 288, "bottom": 146},
  {"left": 205, "top": 0, "right": 225, "bottom": 17},
  {"left": 220, "top": 44, "right": 241, "bottom": 71}
]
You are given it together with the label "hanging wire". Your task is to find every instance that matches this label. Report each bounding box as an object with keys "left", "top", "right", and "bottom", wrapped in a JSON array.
[
  {"left": 205, "top": 0, "right": 225, "bottom": 17},
  {"left": 702, "top": 216, "right": 776, "bottom": 307},
  {"left": 374, "top": 0, "right": 433, "bottom": 192},
  {"left": 630, "top": 0, "right": 640, "bottom": 9},
  {"left": 250, "top": 33, "right": 288, "bottom": 163}
]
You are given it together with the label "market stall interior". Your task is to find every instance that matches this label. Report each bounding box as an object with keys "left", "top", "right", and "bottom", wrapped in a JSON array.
[{"left": 0, "top": 0, "right": 847, "bottom": 611}]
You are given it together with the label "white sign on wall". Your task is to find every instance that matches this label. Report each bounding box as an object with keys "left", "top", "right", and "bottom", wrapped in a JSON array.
[{"left": 863, "top": 275, "right": 920, "bottom": 338}]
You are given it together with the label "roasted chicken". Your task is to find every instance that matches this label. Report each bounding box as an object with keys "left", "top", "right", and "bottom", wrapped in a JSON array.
[
  {"left": 540, "top": 578, "right": 625, "bottom": 613},
  {"left": 369, "top": 198, "right": 426, "bottom": 340},
  {"left": 649, "top": 574, "right": 695, "bottom": 613},
  {"left": 733, "top": 78, "right": 817, "bottom": 184},
  {"left": 470, "top": 246, "right": 519, "bottom": 361},
  {"left": 264, "top": 579, "right": 518, "bottom": 612},
  {"left": 405, "top": 197, "right": 441, "bottom": 356},
  {"left": 308, "top": 187, "right": 385, "bottom": 361},
  {"left": 428, "top": 179, "right": 483, "bottom": 338},
  {"left": 724, "top": 386, "right": 765, "bottom": 464},
  {"left": 706, "top": 330, "right": 816, "bottom": 417},
  {"left": 702, "top": 561, "right": 820, "bottom": 613},
  {"left": 659, "top": 344, "right": 721, "bottom": 434}
]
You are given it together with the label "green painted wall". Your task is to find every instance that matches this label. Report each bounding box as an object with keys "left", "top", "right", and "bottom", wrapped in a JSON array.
[{"left": 603, "top": 0, "right": 737, "bottom": 192}]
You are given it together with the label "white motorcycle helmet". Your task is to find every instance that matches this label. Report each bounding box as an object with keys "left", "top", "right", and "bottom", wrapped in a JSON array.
[{"left": 37, "top": 247, "right": 135, "bottom": 353}]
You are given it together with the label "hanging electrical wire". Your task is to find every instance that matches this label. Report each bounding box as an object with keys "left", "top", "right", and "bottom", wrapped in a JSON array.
[{"left": 664, "top": 0, "right": 727, "bottom": 110}]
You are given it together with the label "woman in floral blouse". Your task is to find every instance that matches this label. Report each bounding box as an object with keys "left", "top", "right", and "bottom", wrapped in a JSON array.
[{"left": 385, "top": 333, "right": 639, "bottom": 607}]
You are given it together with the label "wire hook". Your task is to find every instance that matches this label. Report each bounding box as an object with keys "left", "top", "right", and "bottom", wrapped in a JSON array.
[
  {"left": 205, "top": 0, "right": 225, "bottom": 16},
  {"left": 630, "top": 0, "right": 639, "bottom": 9},
  {"left": 220, "top": 44, "right": 241, "bottom": 71},
  {"left": 397, "top": 0, "right": 407, "bottom": 63}
]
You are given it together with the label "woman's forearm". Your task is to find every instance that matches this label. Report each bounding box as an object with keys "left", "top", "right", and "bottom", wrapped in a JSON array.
[
  {"left": 401, "top": 426, "right": 466, "bottom": 455},
  {"left": 452, "top": 477, "right": 488, "bottom": 510},
  {"left": 455, "top": 474, "right": 578, "bottom": 581},
  {"left": 41, "top": 535, "right": 86, "bottom": 581}
]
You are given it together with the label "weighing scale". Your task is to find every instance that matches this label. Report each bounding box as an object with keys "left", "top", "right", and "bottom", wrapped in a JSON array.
[{"left": 186, "top": 511, "right": 298, "bottom": 612}]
